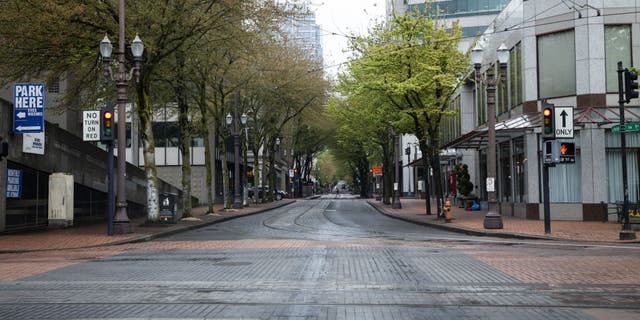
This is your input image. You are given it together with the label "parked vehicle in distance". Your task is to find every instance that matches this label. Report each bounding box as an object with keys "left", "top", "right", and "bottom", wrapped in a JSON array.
[{"left": 248, "top": 186, "right": 287, "bottom": 200}]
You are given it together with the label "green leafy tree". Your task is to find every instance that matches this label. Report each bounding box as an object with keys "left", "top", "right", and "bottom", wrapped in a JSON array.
[{"left": 344, "top": 3, "right": 470, "bottom": 213}]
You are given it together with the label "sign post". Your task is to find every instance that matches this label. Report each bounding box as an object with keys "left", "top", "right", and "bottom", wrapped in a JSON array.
[{"left": 13, "top": 83, "right": 44, "bottom": 134}]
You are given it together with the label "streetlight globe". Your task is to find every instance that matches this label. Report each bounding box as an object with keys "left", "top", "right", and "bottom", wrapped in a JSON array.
[
  {"left": 471, "top": 42, "right": 483, "bottom": 67},
  {"left": 100, "top": 35, "right": 113, "bottom": 61},
  {"left": 226, "top": 113, "right": 232, "bottom": 126},
  {"left": 275, "top": 137, "right": 280, "bottom": 145},
  {"left": 131, "top": 35, "right": 144, "bottom": 59},
  {"left": 497, "top": 43, "right": 510, "bottom": 65},
  {"left": 241, "top": 113, "right": 247, "bottom": 125}
]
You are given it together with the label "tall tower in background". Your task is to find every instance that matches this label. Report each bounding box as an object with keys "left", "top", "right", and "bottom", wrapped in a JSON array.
[{"left": 281, "top": 1, "right": 324, "bottom": 64}]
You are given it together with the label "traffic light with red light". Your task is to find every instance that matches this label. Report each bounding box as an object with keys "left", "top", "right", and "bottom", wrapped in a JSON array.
[
  {"left": 100, "top": 104, "right": 114, "bottom": 142},
  {"left": 624, "top": 69, "right": 639, "bottom": 103},
  {"left": 542, "top": 107, "right": 554, "bottom": 138}
]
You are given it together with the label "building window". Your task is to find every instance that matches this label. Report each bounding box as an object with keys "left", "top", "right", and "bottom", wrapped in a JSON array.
[
  {"left": 605, "top": 25, "right": 632, "bottom": 93},
  {"left": 509, "top": 42, "right": 523, "bottom": 108},
  {"left": 538, "top": 29, "right": 576, "bottom": 98},
  {"left": 547, "top": 134, "right": 582, "bottom": 203},
  {"left": 498, "top": 64, "right": 508, "bottom": 115},
  {"left": 606, "top": 131, "right": 640, "bottom": 203},
  {"left": 512, "top": 137, "right": 527, "bottom": 203},
  {"left": 152, "top": 121, "right": 181, "bottom": 148},
  {"left": 499, "top": 141, "right": 511, "bottom": 202},
  {"left": 476, "top": 74, "right": 487, "bottom": 126},
  {"left": 48, "top": 78, "right": 60, "bottom": 93}
]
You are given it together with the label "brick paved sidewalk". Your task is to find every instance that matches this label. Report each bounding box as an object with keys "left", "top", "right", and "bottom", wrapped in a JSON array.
[
  {"left": 369, "top": 198, "right": 640, "bottom": 243},
  {"left": 0, "top": 200, "right": 295, "bottom": 253}
]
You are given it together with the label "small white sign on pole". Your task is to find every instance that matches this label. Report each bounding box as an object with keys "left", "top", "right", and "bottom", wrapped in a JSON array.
[
  {"left": 83, "top": 111, "right": 101, "bottom": 141},
  {"left": 23, "top": 132, "right": 45, "bottom": 155},
  {"left": 486, "top": 177, "right": 496, "bottom": 192}
]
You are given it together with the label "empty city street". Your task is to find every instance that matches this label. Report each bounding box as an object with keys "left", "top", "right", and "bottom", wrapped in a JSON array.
[{"left": 0, "top": 199, "right": 639, "bottom": 319}]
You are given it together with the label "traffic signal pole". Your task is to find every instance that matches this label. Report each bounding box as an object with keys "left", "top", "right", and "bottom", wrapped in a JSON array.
[
  {"left": 541, "top": 101, "right": 555, "bottom": 234},
  {"left": 107, "top": 141, "right": 114, "bottom": 236},
  {"left": 542, "top": 157, "right": 551, "bottom": 234},
  {"left": 618, "top": 62, "right": 636, "bottom": 240}
]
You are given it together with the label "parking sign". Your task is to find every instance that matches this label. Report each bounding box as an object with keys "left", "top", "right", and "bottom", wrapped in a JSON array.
[{"left": 13, "top": 83, "right": 44, "bottom": 133}]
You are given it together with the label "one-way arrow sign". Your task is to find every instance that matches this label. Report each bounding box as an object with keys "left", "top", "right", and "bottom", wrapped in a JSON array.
[{"left": 554, "top": 106, "right": 574, "bottom": 138}]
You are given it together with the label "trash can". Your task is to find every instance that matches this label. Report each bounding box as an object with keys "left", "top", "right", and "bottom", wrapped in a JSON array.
[{"left": 159, "top": 192, "right": 178, "bottom": 223}]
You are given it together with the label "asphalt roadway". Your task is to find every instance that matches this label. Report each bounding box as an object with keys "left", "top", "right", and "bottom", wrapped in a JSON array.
[{"left": 0, "top": 198, "right": 639, "bottom": 319}]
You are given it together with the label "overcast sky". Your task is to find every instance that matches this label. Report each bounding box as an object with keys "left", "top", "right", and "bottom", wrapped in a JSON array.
[{"left": 313, "top": 0, "right": 386, "bottom": 78}]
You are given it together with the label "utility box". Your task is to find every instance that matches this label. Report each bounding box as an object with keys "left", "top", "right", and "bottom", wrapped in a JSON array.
[
  {"left": 159, "top": 192, "right": 178, "bottom": 223},
  {"left": 48, "top": 173, "right": 74, "bottom": 227}
]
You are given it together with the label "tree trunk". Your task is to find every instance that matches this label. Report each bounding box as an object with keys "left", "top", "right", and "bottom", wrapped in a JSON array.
[
  {"left": 418, "top": 142, "right": 432, "bottom": 215},
  {"left": 135, "top": 80, "right": 159, "bottom": 221},
  {"left": 200, "top": 106, "right": 214, "bottom": 213},
  {"left": 359, "top": 156, "right": 369, "bottom": 198},
  {"left": 429, "top": 135, "right": 444, "bottom": 218},
  {"left": 176, "top": 51, "right": 192, "bottom": 218},
  {"left": 268, "top": 144, "right": 276, "bottom": 202},
  {"left": 382, "top": 143, "right": 392, "bottom": 205}
]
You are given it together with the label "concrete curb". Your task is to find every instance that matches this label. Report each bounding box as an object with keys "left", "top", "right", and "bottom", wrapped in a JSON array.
[
  {"left": 0, "top": 201, "right": 296, "bottom": 254},
  {"left": 367, "top": 201, "right": 640, "bottom": 243}
]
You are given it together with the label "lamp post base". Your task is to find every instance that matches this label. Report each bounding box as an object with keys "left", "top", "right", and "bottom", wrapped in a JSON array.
[
  {"left": 483, "top": 211, "right": 503, "bottom": 229},
  {"left": 113, "top": 221, "right": 131, "bottom": 234},
  {"left": 391, "top": 198, "right": 402, "bottom": 209},
  {"left": 232, "top": 200, "right": 243, "bottom": 209},
  {"left": 619, "top": 229, "right": 637, "bottom": 240}
]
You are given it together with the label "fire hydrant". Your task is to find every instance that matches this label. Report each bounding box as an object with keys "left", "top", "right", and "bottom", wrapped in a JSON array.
[{"left": 444, "top": 198, "right": 452, "bottom": 223}]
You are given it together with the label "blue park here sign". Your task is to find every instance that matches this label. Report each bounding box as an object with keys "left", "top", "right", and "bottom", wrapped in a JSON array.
[{"left": 13, "top": 83, "right": 44, "bottom": 133}]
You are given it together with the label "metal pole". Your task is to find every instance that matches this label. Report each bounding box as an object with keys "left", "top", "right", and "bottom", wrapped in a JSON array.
[
  {"left": 107, "top": 141, "right": 114, "bottom": 236},
  {"left": 114, "top": 0, "right": 130, "bottom": 233},
  {"left": 233, "top": 94, "right": 242, "bottom": 209},
  {"left": 543, "top": 160, "right": 551, "bottom": 234},
  {"left": 618, "top": 61, "right": 636, "bottom": 240},
  {"left": 392, "top": 134, "right": 402, "bottom": 209},
  {"left": 483, "top": 65, "right": 503, "bottom": 229}
]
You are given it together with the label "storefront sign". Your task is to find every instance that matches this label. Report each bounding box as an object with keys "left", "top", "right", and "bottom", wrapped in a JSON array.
[{"left": 6, "top": 168, "right": 22, "bottom": 198}]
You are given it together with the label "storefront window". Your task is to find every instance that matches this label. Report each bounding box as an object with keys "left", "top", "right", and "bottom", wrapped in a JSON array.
[
  {"left": 547, "top": 135, "right": 582, "bottom": 202},
  {"left": 513, "top": 137, "right": 527, "bottom": 203},
  {"left": 606, "top": 131, "right": 640, "bottom": 202},
  {"left": 499, "top": 142, "right": 511, "bottom": 202}
]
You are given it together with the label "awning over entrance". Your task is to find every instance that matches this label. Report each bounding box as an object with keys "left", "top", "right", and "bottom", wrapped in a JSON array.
[{"left": 442, "top": 112, "right": 542, "bottom": 149}]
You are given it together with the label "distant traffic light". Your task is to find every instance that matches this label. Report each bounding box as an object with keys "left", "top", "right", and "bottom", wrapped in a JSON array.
[
  {"left": 624, "top": 69, "right": 639, "bottom": 103},
  {"left": 542, "top": 106, "right": 554, "bottom": 138},
  {"left": 100, "top": 104, "right": 114, "bottom": 142},
  {"left": 0, "top": 137, "right": 8, "bottom": 160}
]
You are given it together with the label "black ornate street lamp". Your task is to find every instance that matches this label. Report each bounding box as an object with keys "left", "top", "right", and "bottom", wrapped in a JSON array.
[
  {"left": 471, "top": 42, "right": 509, "bottom": 229},
  {"left": 226, "top": 94, "right": 243, "bottom": 209},
  {"left": 99, "top": 1, "right": 144, "bottom": 234}
]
